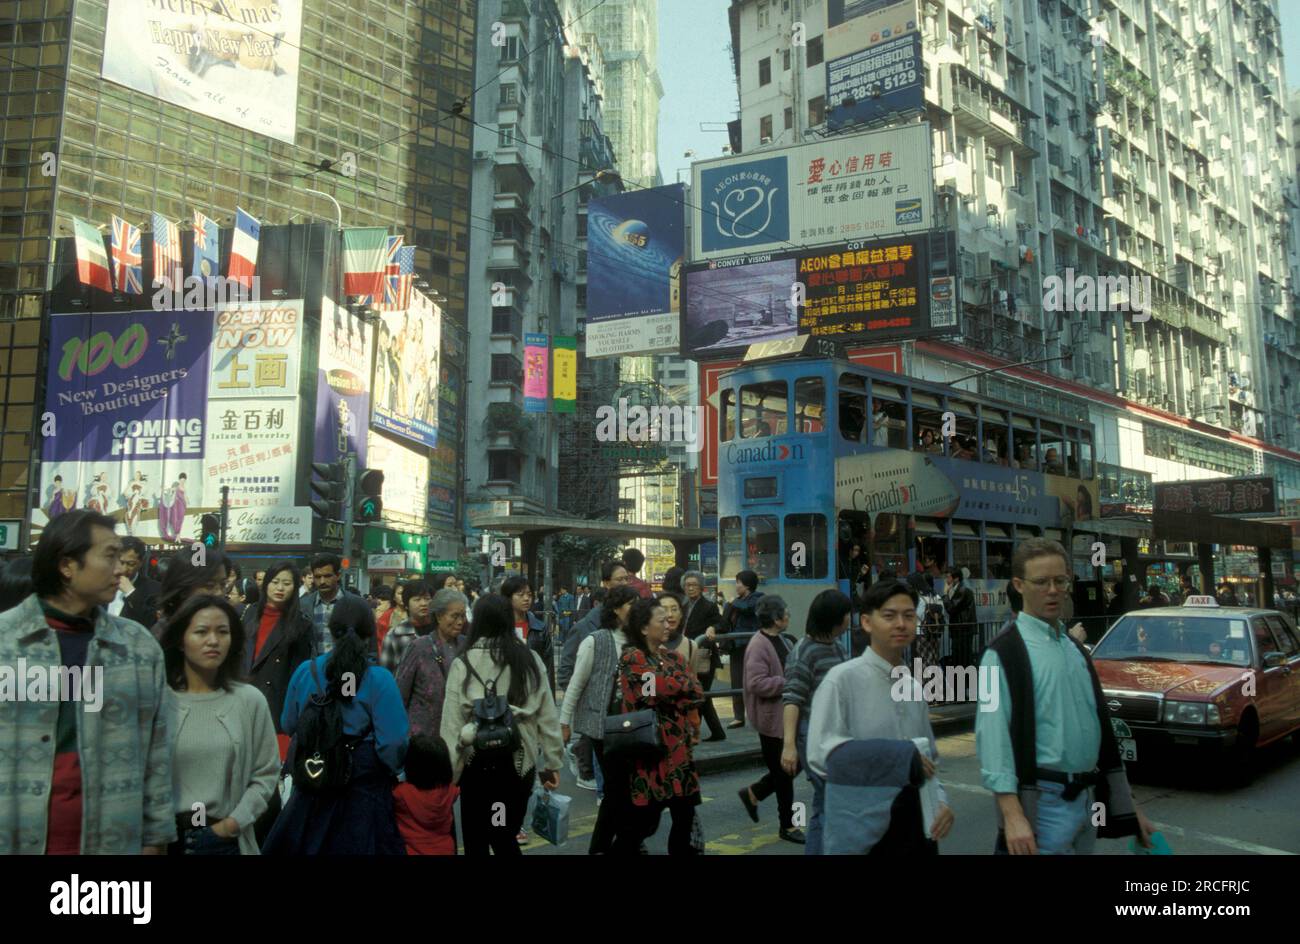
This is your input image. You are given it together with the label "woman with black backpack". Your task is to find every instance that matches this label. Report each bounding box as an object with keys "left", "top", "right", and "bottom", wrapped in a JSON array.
[
  {"left": 441, "top": 593, "right": 564, "bottom": 856},
  {"left": 262, "top": 597, "right": 409, "bottom": 855}
]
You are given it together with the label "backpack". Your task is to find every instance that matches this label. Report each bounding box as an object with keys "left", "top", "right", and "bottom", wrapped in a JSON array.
[
  {"left": 920, "top": 593, "right": 946, "bottom": 637},
  {"left": 289, "top": 659, "right": 357, "bottom": 795},
  {"left": 466, "top": 661, "right": 520, "bottom": 760}
]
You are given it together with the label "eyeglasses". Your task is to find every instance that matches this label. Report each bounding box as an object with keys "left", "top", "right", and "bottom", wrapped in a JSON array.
[{"left": 1025, "top": 576, "right": 1073, "bottom": 590}]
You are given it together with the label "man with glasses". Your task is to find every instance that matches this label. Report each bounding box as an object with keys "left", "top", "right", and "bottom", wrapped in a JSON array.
[{"left": 976, "top": 538, "right": 1155, "bottom": 854}]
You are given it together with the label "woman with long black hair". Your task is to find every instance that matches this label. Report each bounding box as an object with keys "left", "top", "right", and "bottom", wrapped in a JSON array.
[
  {"left": 440, "top": 593, "right": 564, "bottom": 856},
  {"left": 150, "top": 548, "right": 232, "bottom": 638},
  {"left": 262, "top": 597, "right": 408, "bottom": 855},
  {"left": 500, "top": 574, "right": 555, "bottom": 691}
]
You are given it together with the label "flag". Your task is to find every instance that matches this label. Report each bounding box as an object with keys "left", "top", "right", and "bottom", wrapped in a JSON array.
[
  {"left": 524, "top": 334, "right": 549, "bottom": 414},
  {"left": 381, "top": 245, "right": 415, "bottom": 311},
  {"left": 553, "top": 336, "right": 576, "bottom": 413},
  {"left": 342, "top": 227, "right": 388, "bottom": 298},
  {"left": 192, "top": 210, "right": 219, "bottom": 280},
  {"left": 365, "top": 235, "right": 400, "bottom": 308},
  {"left": 109, "top": 215, "right": 143, "bottom": 294},
  {"left": 71, "top": 217, "right": 112, "bottom": 291},
  {"left": 151, "top": 212, "right": 181, "bottom": 287},
  {"left": 228, "top": 207, "right": 260, "bottom": 288}
]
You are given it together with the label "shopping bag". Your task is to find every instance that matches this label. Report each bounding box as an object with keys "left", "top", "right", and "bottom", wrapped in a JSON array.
[
  {"left": 689, "top": 808, "right": 706, "bottom": 854},
  {"left": 1129, "top": 830, "right": 1173, "bottom": 855},
  {"left": 530, "top": 787, "right": 572, "bottom": 846}
]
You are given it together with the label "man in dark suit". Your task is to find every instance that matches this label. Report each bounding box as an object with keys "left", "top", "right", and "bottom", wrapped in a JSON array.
[
  {"left": 117, "top": 536, "right": 160, "bottom": 628},
  {"left": 575, "top": 584, "right": 592, "bottom": 616},
  {"left": 682, "top": 570, "right": 726, "bottom": 741}
]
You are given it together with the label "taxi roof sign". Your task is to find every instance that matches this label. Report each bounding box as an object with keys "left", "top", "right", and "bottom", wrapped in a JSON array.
[{"left": 1183, "top": 595, "right": 1219, "bottom": 607}]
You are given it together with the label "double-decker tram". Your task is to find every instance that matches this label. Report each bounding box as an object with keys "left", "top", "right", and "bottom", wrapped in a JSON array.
[{"left": 715, "top": 339, "right": 1099, "bottom": 653}]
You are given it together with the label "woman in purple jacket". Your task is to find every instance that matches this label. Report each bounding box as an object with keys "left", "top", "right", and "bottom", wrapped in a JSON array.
[{"left": 737, "top": 595, "right": 803, "bottom": 844}]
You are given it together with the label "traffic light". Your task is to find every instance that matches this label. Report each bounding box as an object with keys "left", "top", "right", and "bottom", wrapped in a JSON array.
[
  {"left": 199, "top": 513, "right": 221, "bottom": 548},
  {"left": 310, "top": 461, "right": 346, "bottom": 520},
  {"left": 355, "top": 468, "right": 384, "bottom": 523}
]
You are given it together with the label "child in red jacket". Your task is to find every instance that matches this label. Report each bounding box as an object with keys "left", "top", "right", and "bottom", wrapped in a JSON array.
[{"left": 393, "top": 735, "right": 459, "bottom": 855}]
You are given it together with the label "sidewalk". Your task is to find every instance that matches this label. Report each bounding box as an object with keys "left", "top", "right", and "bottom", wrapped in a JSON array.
[{"left": 694, "top": 671, "right": 979, "bottom": 775}]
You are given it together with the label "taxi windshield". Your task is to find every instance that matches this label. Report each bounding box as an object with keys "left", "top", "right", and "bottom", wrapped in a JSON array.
[{"left": 1092, "top": 615, "right": 1251, "bottom": 667}]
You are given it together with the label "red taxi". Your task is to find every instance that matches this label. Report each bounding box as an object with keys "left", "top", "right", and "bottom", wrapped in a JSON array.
[{"left": 1090, "top": 596, "right": 1300, "bottom": 778}]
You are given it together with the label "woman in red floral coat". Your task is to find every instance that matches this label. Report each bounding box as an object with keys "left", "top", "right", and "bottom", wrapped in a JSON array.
[{"left": 614, "top": 596, "right": 705, "bottom": 854}]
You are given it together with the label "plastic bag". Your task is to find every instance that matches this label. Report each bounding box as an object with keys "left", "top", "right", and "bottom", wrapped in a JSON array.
[{"left": 530, "top": 786, "right": 572, "bottom": 846}]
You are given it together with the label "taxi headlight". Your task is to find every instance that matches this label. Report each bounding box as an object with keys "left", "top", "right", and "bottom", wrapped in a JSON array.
[{"left": 1163, "top": 701, "right": 1208, "bottom": 725}]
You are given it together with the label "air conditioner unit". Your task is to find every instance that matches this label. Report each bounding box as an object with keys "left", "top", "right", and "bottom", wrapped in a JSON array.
[
  {"left": 760, "top": 135, "right": 772, "bottom": 145},
  {"left": 475, "top": 150, "right": 491, "bottom": 160}
]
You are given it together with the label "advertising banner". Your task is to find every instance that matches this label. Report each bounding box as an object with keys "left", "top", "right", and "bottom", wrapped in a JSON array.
[
  {"left": 828, "top": 33, "right": 924, "bottom": 131},
  {"left": 314, "top": 302, "right": 371, "bottom": 468},
  {"left": 553, "top": 336, "right": 577, "bottom": 413},
  {"left": 428, "top": 443, "right": 458, "bottom": 524},
  {"left": 587, "top": 184, "right": 685, "bottom": 357},
  {"left": 691, "top": 123, "right": 931, "bottom": 261},
  {"left": 682, "top": 234, "right": 936, "bottom": 358},
  {"left": 524, "top": 334, "right": 549, "bottom": 413},
  {"left": 367, "top": 432, "right": 428, "bottom": 532},
  {"left": 1153, "top": 477, "right": 1277, "bottom": 517},
  {"left": 372, "top": 289, "right": 440, "bottom": 448},
  {"left": 37, "top": 309, "right": 213, "bottom": 541},
  {"left": 223, "top": 507, "right": 312, "bottom": 546},
  {"left": 826, "top": 0, "right": 920, "bottom": 62},
  {"left": 101, "top": 0, "right": 303, "bottom": 144},
  {"left": 208, "top": 300, "right": 303, "bottom": 399},
  {"left": 204, "top": 400, "right": 299, "bottom": 511}
]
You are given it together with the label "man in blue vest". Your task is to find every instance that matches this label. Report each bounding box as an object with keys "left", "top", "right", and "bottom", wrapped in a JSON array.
[{"left": 976, "top": 538, "right": 1155, "bottom": 854}]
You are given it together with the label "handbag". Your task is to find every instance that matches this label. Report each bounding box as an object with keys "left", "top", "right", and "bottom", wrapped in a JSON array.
[
  {"left": 602, "top": 708, "right": 663, "bottom": 758},
  {"left": 690, "top": 636, "right": 713, "bottom": 676},
  {"left": 530, "top": 785, "right": 572, "bottom": 846}
]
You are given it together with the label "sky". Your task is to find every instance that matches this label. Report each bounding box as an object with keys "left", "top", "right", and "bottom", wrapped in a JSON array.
[
  {"left": 656, "top": 0, "right": 739, "bottom": 184},
  {"left": 656, "top": 3, "right": 1300, "bottom": 182}
]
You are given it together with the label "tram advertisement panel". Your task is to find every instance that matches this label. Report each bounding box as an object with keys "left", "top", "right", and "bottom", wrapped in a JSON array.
[
  {"left": 682, "top": 234, "right": 942, "bottom": 359},
  {"left": 835, "top": 448, "right": 1087, "bottom": 527}
]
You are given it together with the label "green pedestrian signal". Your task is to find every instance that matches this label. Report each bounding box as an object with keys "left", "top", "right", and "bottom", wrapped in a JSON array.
[
  {"left": 355, "top": 468, "right": 384, "bottom": 523},
  {"left": 200, "top": 513, "right": 221, "bottom": 548}
]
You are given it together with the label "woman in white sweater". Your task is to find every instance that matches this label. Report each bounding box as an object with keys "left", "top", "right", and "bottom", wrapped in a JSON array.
[
  {"left": 441, "top": 593, "right": 564, "bottom": 856},
  {"left": 160, "top": 594, "right": 280, "bottom": 855}
]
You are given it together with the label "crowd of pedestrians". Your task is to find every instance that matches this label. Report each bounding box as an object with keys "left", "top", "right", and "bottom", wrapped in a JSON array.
[{"left": 0, "top": 515, "right": 1161, "bottom": 856}]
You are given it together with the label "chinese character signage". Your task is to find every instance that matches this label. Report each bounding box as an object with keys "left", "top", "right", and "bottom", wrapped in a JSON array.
[
  {"left": 1153, "top": 477, "right": 1277, "bottom": 517},
  {"left": 682, "top": 234, "right": 943, "bottom": 359},
  {"left": 691, "top": 123, "right": 931, "bottom": 261},
  {"left": 524, "top": 334, "right": 549, "bottom": 413},
  {"left": 37, "top": 308, "right": 213, "bottom": 542},
  {"left": 827, "top": 33, "right": 924, "bottom": 131},
  {"left": 372, "top": 288, "right": 440, "bottom": 449},
  {"left": 208, "top": 300, "right": 302, "bottom": 400},
  {"left": 314, "top": 301, "right": 371, "bottom": 468},
  {"left": 553, "top": 337, "right": 577, "bottom": 412},
  {"left": 587, "top": 184, "right": 685, "bottom": 357}
]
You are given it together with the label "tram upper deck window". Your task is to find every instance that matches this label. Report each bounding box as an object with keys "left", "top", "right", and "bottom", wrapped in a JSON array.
[
  {"left": 1080, "top": 431, "right": 1094, "bottom": 479},
  {"left": 1011, "top": 416, "right": 1037, "bottom": 470},
  {"left": 981, "top": 408, "right": 1010, "bottom": 466},
  {"left": 795, "top": 377, "right": 825, "bottom": 433},
  {"left": 870, "top": 382, "right": 907, "bottom": 448},
  {"left": 839, "top": 373, "right": 868, "bottom": 442},
  {"left": 721, "top": 388, "right": 736, "bottom": 442},
  {"left": 1040, "top": 422, "right": 1066, "bottom": 475},
  {"left": 913, "top": 392, "right": 945, "bottom": 455},
  {"left": 740, "top": 380, "right": 788, "bottom": 439}
]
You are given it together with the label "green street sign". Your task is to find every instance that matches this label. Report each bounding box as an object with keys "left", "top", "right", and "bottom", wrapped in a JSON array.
[
  {"left": 428, "top": 559, "right": 457, "bottom": 570},
  {"left": 0, "top": 525, "right": 7, "bottom": 545}
]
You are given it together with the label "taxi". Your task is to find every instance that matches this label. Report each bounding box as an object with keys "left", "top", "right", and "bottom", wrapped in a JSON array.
[{"left": 1090, "top": 596, "right": 1300, "bottom": 775}]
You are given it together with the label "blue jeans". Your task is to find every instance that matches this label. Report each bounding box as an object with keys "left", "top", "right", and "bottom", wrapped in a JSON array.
[
  {"left": 996, "top": 780, "right": 1096, "bottom": 855},
  {"left": 796, "top": 719, "right": 826, "bottom": 855}
]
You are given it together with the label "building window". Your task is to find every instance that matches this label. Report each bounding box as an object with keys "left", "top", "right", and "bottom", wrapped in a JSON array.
[
  {"left": 498, "top": 125, "right": 515, "bottom": 148},
  {"left": 783, "top": 49, "right": 791, "bottom": 71},
  {"left": 578, "top": 249, "right": 587, "bottom": 272},
  {"left": 491, "top": 308, "right": 517, "bottom": 335},
  {"left": 491, "top": 354, "right": 522, "bottom": 385},
  {"left": 576, "top": 285, "right": 587, "bottom": 308},
  {"left": 501, "top": 36, "right": 521, "bottom": 62},
  {"left": 784, "top": 106, "right": 793, "bottom": 130},
  {"left": 577, "top": 214, "right": 588, "bottom": 238},
  {"left": 757, "top": 0, "right": 770, "bottom": 28},
  {"left": 759, "top": 57, "right": 771, "bottom": 86},
  {"left": 807, "top": 36, "right": 823, "bottom": 66},
  {"left": 500, "top": 83, "right": 517, "bottom": 105},
  {"left": 493, "top": 216, "right": 516, "bottom": 239},
  {"left": 808, "top": 95, "right": 825, "bottom": 126},
  {"left": 760, "top": 114, "right": 773, "bottom": 141},
  {"left": 488, "top": 450, "right": 521, "bottom": 483}
]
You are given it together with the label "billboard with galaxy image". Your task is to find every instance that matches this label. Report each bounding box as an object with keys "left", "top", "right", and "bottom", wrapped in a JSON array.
[{"left": 586, "top": 183, "right": 686, "bottom": 358}]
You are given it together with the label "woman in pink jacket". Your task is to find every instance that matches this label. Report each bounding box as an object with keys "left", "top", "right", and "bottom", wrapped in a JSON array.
[{"left": 737, "top": 595, "right": 803, "bottom": 844}]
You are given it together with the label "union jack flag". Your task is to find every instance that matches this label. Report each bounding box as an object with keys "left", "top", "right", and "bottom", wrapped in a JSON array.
[
  {"left": 151, "top": 213, "right": 181, "bottom": 287},
  {"left": 110, "top": 215, "right": 143, "bottom": 294},
  {"left": 380, "top": 244, "right": 415, "bottom": 311}
]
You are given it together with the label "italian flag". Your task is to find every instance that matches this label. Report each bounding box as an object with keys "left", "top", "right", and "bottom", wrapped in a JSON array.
[
  {"left": 343, "top": 227, "right": 389, "bottom": 299},
  {"left": 72, "top": 217, "right": 112, "bottom": 291}
]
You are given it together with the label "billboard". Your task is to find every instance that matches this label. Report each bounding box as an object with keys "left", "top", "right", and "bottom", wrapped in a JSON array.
[
  {"left": 428, "top": 442, "right": 458, "bottom": 524},
  {"left": 367, "top": 432, "right": 428, "bottom": 532},
  {"left": 100, "top": 0, "right": 303, "bottom": 144},
  {"left": 683, "top": 234, "right": 943, "bottom": 358},
  {"left": 208, "top": 300, "right": 303, "bottom": 401},
  {"left": 524, "top": 334, "right": 549, "bottom": 413},
  {"left": 586, "top": 184, "right": 686, "bottom": 357},
  {"left": 827, "top": 33, "right": 924, "bottom": 131},
  {"left": 313, "top": 302, "right": 371, "bottom": 468},
  {"left": 371, "top": 289, "right": 440, "bottom": 448},
  {"left": 1153, "top": 477, "right": 1277, "bottom": 517},
  {"left": 691, "top": 123, "right": 931, "bottom": 261},
  {"left": 826, "top": 0, "right": 921, "bottom": 62}
]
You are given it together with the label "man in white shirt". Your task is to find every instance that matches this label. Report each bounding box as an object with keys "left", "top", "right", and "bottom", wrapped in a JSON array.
[{"left": 808, "top": 578, "right": 955, "bottom": 853}]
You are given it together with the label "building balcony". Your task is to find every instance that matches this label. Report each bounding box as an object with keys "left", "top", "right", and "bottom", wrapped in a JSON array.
[
  {"left": 493, "top": 190, "right": 528, "bottom": 215},
  {"left": 492, "top": 150, "right": 535, "bottom": 195},
  {"left": 490, "top": 305, "right": 523, "bottom": 340},
  {"left": 953, "top": 86, "right": 1034, "bottom": 155},
  {"left": 487, "top": 236, "right": 531, "bottom": 272}
]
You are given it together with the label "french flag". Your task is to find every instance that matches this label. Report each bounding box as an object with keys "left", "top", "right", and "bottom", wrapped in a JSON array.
[
  {"left": 228, "top": 207, "right": 260, "bottom": 288},
  {"left": 72, "top": 217, "right": 112, "bottom": 291}
]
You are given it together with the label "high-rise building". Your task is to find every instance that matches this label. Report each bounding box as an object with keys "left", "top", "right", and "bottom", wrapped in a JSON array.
[
  {"left": 467, "top": 0, "right": 622, "bottom": 524},
  {"left": 588, "top": 0, "right": 664, "bottom": 188},
  {"left": 720, "top": 0, "right": 1300, "bottom": 523},
  {"left": 0, "top": 0, "right": 475, "bottom": 546}
]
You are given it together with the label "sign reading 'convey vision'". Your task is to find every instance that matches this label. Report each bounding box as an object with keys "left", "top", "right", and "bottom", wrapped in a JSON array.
[{"left": 101, "top": 0, "right": 303, "bottom": 144}]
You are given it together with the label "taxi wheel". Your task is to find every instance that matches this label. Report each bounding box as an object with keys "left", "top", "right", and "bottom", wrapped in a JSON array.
[{"left": 1228, "top": 714, "right": 1259, "bottom": 786}]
